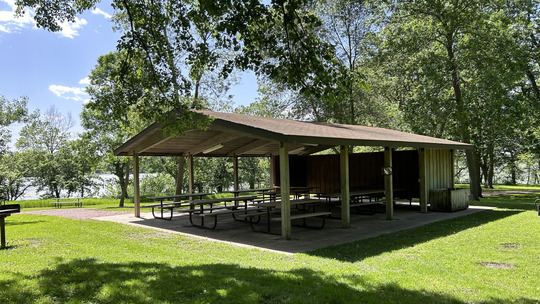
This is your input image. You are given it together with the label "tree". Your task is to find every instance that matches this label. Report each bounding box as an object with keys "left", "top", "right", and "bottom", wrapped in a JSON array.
[
  {"left": 0, "top": 94, "right": 28, "bottom": 155},
  {"left": 82, "top": 51, "right": 150, "bottom": 205},
  {"left": 379, "top": 0, "right": 530, "bottom": 199},
  {"left": 60, "top": 135, "right": 100, "bottom": 197},
  {"left": 0, "top": 152, "right": 32, "bottom": 201},
  {"left": 17, "top": 0, "right": 343, "bottom": 131},
  {"left": 16, "top": 106, "right": 74, "bottom": 198}
]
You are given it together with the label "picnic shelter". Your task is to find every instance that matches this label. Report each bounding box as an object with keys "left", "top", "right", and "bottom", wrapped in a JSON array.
[{"left": 114, "top": 110, "right": 473, "bottom": 240}]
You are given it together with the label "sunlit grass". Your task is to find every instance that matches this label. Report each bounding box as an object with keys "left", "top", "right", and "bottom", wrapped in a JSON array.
[{"left": 2, "top": 189, "right": 539, "bottom": 303}]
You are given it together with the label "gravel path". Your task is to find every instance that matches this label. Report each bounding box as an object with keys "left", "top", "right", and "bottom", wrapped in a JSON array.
[{"left": 22, "top": 208, "right": 132, "bottom": 220}]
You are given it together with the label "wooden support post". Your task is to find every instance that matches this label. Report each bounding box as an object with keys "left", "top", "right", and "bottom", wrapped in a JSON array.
[
  {"left": 1, "top": 217, "right": 6, "bottom": 249},
  {"left": 384, "top": 147, "right": 393, "bottom": 220},
  {"left": 133, "top": 152, "right": 140, "bottom": 218},
  {"left": 450, "top": 149, "right": 455, "bottom": 189},
  {"left": 233, "top": 154, "right": 239, "bottom": 191},
  {"left": 188, "top": 154, "right": 194, "bottom": 194},
  {"left": 279, "top": 142, "right": 291, "bottom": 240},
  {"left": 419, "top": 148, "right": 428, "bottom": 213},
  {"left": 269, "top": 154, "right": 275, "bottom": 188},
  {"left": 175, "top": 156, "right": 185, "bottom": 195},
  {"left": 340, "top": 145, "right": 350, "bottom": 228}
]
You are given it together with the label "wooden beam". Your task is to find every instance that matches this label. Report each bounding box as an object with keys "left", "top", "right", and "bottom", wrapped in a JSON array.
[
  {"left": 227, "top": 139, "right": 272, "bottom": 156},
  {"left": 186, "top": 132, "right": 240, "bottom": 155},
  {"left": 279, "top": 142, "right": 291, "bottom": 240},
  {"left": 419, "top": 148, "right": 428, "bottom": 213},
  {"left": 340, "top": 145, "right": 350, "bottom": 228},
  {"left": 233, "top": 154, "right": 239, "bottom": 191},
  {"left": 269, "top": 143, "right": 304, "bottom": 157},
  {"left": 384, "top": 147, "right": 393, "bottom": 220},
  {"left": 302, "top": 145, "right": 334, "bottom": 155},
  {"left": 134, "top": 129, "right": 169, "bottom": 154},
  {"left": 188, "top": 154, "right": 194, "bottom": 194},
  {"left": 133, "top": 152, "right": 140, "bottom": 218}
]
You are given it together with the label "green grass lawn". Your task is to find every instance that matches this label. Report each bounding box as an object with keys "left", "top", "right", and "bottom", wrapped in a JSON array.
[{"left": 1, "top": 191, "right": 539, "bottom": 303}]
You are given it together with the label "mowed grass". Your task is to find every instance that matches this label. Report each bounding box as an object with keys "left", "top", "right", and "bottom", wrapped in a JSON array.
[
  {"left": 1, "top": 192, "right": 539, "bottom": 303},
  {"left": 15, "top": 198, "right": 135, "bottom": 211}
]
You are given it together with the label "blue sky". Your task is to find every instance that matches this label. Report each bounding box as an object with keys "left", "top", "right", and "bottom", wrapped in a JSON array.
[{"left": 0, "top": 0, "right": 258, "bottom": 144}]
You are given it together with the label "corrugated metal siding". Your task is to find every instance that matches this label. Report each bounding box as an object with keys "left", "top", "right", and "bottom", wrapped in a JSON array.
[{"left": 425, "top": 149, "right": 454, "bottom": 191}]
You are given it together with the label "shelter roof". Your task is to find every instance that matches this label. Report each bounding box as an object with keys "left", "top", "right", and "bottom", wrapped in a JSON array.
[{"left": 114, "top": 110, "right": 472, "bottom": 157}]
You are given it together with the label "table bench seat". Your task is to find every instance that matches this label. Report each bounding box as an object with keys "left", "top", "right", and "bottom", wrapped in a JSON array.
[
  {"left": 270, "top": 211, "right": 332, "bottom": 229},
  {"left": 190, "top": 207, "right": 264, "bottom": 229}
]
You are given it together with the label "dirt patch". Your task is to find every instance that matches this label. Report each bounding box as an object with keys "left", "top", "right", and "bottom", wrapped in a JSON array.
[
  {"left": 21, "top": 208, "right": 132, "bottom": 220},
  {"left": 501, "top": 243, "right": 520, "bottom": 249},
  {"left": 483, "top": 190, "right": 540, "bottom": 196},
  {"left": 478, "top": 262, "right": 517, "bottom": 269}
]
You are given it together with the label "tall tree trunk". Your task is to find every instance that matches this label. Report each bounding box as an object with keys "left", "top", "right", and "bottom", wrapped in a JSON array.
[
  {"left": 119, "top": 159, "right": 130, "bottom": 207},
  {"left": 484, "top": 148, "right": 494, "bottom": 189},
  {"left": 526, "top": 69, "right": 540, "bottom": 104},
  {"left": 465, "top": 150, "right": 482, "bottom": 200},
  {"left": 480, "top": 161, "right": 489, "bottom": 188},
  {"left": 175, "top": 157, "right": 185, "bottom": 195},
  {"left": 445, "top": 33, "right": 481, "bottom": 200},
  {"left": 487, "top": 159, "right": 494, "bottom": 189}
]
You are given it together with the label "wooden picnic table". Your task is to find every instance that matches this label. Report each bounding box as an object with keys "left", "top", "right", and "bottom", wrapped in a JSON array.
[
  {"left": 273, "top": 186, "right": 315, "bottom": 199},
  {"left": 318, "top": 188, "right": 407, "bottom": 214},
  {"left": 146, "top": 192, "right": 213, "bottom": 220},
  {"left": 51, "top": 197, "right": 84, "bottom": 208},
  {"left": 252, "top": 198, "right": 329, "bottom": 233},
  {"left": 184, "top": 195, "right": 260, "bottom": 229},
  {"left": 221, "top": 188, "right": 273, "bottom": 197}
]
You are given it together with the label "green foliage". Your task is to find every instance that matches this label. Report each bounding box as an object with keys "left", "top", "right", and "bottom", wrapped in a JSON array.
[
  {"left": 0, "top": 152, "right": 31, "bottom": 201},
  {"left": 193, "top": 157, "right": 233, "bottom": 193},
  {"left": 239, "top": 157, "right": 269, "bottom": 189},
  {"left": 140, "top": 173, "right": 176, "bottom": 196},
  {"left": 15, "top": 106, "right": 99, "bottom": 198},
  {"left": 0, "top": 94, "right": 29, "bottom": 155}
]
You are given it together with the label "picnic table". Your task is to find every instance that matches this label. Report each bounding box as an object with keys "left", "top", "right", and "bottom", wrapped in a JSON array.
[
  {"left": 51, "top": 197, "right": 84, "bottom": 208},
  {"left": 273, "top": 186, "right": 315, "bottom": 199},
  {"left": 146, "top": 192, "right": 213, "bottom": 220},
  {"left": 318, "top": 188, "right": 407, "bottom": 214},
  {"left": 246, "top": 198, "right": 331, "bottom": 233},
  {"left": 0, "top": 204, "right": 20, "bottom": 249},
  {"left": 185, "top": 195, "right": 260, "bottom": 229},
  {"left": 222, "top": 188, "right": 273, "bottom": 197}
]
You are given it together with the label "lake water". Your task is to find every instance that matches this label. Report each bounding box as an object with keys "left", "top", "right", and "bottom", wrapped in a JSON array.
[{"left": 17, "top": 173, "right": 121, "bottom": 200}]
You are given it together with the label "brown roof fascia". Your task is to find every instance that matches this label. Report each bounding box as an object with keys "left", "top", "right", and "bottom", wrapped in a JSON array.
[{"left": 113, "top": 122, "right": 163, "bottom": 156}]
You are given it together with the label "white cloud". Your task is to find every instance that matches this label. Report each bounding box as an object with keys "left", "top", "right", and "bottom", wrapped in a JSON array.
[
  {"left": 0, "top": 0, "right": 36, "bottom": 33},
  {"left": 49, "top": 84, "right": 89, "bottom": 102},
  {"left": 91, "top": 8, "right": 112, "bottom": 19},
  {"left": 58, "top": 17, "right": 87, "bottom": 39},
  {"left": 78, "top": 77, "right": 90, "bottom": 85},
  {"left": 0, "top": 0, "right": 88, "bottom": 38}
]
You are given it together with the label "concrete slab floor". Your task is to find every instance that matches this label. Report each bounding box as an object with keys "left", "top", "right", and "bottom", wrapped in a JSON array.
[{"left": 95, "top": 204, "right": 493, "bottom": 255}]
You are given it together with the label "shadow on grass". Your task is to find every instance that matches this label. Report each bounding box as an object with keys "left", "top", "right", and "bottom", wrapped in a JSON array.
[
  {"left": 309, "top": 209, "right": 520, "bottom": 263},
  {"left": 5, "top": 218, "right": 46, "bottom": 226},
  {"left": 1, "top": 258, "right": 536, "bottom": 304}
]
